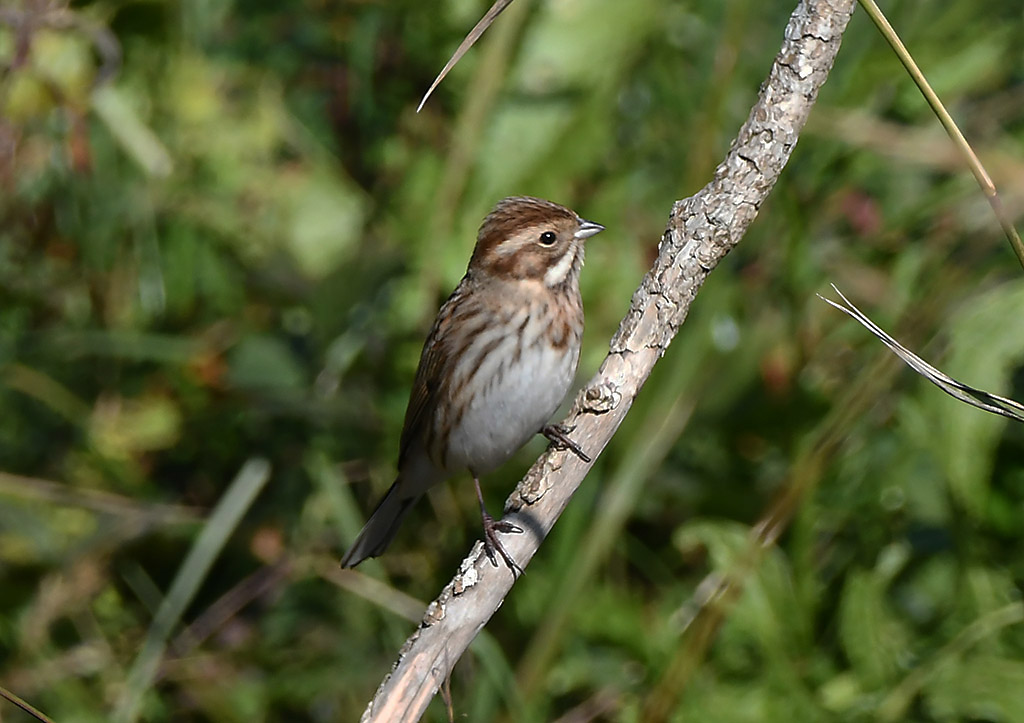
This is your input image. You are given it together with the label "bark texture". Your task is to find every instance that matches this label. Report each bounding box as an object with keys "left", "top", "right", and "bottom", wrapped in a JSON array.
[{"left": 360, "top": 1, "right": 857, "bottom": 719}]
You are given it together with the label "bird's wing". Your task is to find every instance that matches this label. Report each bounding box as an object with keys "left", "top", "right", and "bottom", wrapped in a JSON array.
[{"left": 397, "top": 281, "right": 467, "bottom": 467}]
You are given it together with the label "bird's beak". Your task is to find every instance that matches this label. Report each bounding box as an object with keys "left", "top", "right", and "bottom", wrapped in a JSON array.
[{"left": 574, "top": 219, "right": 605, "bottom": 240}]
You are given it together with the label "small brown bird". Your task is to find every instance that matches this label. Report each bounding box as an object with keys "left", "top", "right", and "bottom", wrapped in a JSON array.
[{"left": 341, "top": 196, "right": 603, "bottom": 573}]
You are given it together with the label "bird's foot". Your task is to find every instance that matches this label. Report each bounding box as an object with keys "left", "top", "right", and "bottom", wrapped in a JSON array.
[
  {"left": 541, "top": 423, "right": 592, "bottom": 463},
  {"left": 480, "top": 509, "right": 524, "bottom": 577},
  {"left": 473, "top": 476, "right": 523, "bottom": 577}
]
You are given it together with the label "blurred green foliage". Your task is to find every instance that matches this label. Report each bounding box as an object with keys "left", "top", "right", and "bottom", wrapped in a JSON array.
[{"left": 2, "top": 0, "right": 1024, "bottom": 720}]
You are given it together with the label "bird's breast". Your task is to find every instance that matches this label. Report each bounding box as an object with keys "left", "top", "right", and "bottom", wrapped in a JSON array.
[{"left": 441, "top": 295, "right": 582, "bottom": 475}]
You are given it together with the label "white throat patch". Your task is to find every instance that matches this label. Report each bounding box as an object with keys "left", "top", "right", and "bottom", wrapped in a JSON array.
[{"left": 544, "top": 245, "right": 577, "bottom": 287}]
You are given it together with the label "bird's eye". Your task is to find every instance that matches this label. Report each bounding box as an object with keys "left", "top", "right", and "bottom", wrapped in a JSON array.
[{"left": 538, "top": 231, "right": 557, "bottom": 246}]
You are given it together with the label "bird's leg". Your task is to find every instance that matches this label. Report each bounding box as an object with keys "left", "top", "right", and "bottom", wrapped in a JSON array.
[
  {"left": 541, "top": 423, "right": 592, "bottom": 463},
  {"left": 473, "top": 476, "right": 523, "bottom": 577}
]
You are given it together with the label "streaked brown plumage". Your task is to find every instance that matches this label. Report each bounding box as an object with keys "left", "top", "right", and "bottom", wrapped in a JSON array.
[{"left": 341, "top": 197, "right": 603, "bottom": 573}]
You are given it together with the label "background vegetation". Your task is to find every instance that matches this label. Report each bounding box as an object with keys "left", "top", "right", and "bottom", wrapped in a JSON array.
[{"left": 2, "top": 0, "right": 1024, "bottom": 720}]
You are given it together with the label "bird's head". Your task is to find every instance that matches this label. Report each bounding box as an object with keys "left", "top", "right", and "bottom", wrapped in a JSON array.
[{"left": 469, "top": 196, "right": 604, "bottom": 288}]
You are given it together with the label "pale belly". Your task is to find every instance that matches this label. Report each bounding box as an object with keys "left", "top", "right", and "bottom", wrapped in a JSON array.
[{"left": 443, "top": 322, "right": 578, "bottom": 476}]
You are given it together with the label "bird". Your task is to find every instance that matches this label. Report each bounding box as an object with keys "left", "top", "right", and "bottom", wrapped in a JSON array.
[{"left": 341, "top": 196, "right": 604, "bottom": 574}]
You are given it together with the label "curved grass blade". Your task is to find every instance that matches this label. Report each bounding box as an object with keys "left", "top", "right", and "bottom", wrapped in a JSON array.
[
  {"left": 819, "top": 285, "right": 1024, "bottom": 423},
  {"left": 416, "top": 0, "right": 516, "bottom": 112}
]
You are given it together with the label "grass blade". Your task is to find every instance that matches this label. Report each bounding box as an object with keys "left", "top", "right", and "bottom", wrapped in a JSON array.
[
  {"left": 820, "top": 285, "right": 1024, "bottom": 423},
  {"left": 416, "top": 0, "right": 517, "bottom": 112},
  {"left": 112, "top": 458, "right": 272, "bottom": 723},
  {"left": 857, "top": 0, "right": 1024, "bottom": 270}
]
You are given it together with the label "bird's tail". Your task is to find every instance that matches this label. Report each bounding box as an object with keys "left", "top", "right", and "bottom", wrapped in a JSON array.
[{"left": 340, "top": 478, "right": 419, "bottom": 568}]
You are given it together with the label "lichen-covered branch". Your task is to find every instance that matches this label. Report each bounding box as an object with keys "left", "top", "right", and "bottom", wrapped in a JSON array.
[{"left": 359, "top": 1, "right": 857, "bottom": 720}]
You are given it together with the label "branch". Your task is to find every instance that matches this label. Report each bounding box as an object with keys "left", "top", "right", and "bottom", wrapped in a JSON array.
[{"left": 359, "top": 1, "right": 857, "bottom": 719}]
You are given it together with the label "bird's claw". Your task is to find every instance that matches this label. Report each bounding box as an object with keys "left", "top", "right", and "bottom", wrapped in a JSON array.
[
  {"left": 541, "top": 423, "right": 592, "bottom": 463},
  {"left": 481, "top": 510, "right": 524, "bottom": 577}
]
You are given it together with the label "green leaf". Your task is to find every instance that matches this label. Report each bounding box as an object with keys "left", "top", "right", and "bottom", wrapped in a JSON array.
[
  {"left": 88, "top": 394, "right": 183, "bottom": 460},
  {"left": 675, "top": 520, "right": 809, "bottom": 660},
  {"left": 282, "top": 172, "right": 367, "bottom": 280},
  {"left": 838, "top": 565, "right": 911, "bottom": 688},
  {"left": 926, "top": 655, "right": 1024, "bottom": 722},
  {"left": 227, "top": 335, "right": 307, "bottom": 391},
  {"left": 92, "top": 85, "right": 173, "bottom": 178}
]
